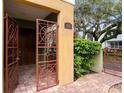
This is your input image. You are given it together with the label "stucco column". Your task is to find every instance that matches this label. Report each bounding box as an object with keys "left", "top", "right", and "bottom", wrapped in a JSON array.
[{"left": 57, "top": 10, "right": 74, "bottom": 85}]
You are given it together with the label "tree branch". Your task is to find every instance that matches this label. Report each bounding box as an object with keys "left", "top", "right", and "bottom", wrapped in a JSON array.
[{"left": 100, "top": 28, "right": 121, "bottom": 43}]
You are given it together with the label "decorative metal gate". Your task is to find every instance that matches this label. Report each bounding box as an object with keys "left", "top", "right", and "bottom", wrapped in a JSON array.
[
  {"left": 5, "top": 14, "right": 19, "bottom": 93},
  {"left": 36, "top": 19, "right": 58, "bottom": 91}
]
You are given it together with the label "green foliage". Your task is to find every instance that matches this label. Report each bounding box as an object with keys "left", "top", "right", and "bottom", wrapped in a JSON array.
[
  {"left": 74, "top": 38, "right": 101, "bottom": 78},
  {"left": 74, "top": 0, "right": 122, "bottom": 43}
]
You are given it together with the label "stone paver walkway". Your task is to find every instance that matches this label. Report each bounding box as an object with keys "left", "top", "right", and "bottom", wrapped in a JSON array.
[
  {"left": 14, "top": 64, "right": 122, "bottom": 93},
  {"left": 38, "top": 72, "right": 122, "bottom": 93},
  {"left": 108, "top": 83, "right": 122, "bottom": 93}
]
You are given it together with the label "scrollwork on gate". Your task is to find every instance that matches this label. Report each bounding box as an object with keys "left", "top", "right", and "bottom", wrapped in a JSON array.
[
  {"left": 36, "top": 19, "right": 58, "bottom": 91},
  {"left": 5, "top": 14, "right": 19, "bottom": 93}
]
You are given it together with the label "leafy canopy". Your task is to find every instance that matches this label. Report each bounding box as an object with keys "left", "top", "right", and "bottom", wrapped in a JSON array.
[{"left": 74, "top": 0, "right": 122, "bottom": 43}]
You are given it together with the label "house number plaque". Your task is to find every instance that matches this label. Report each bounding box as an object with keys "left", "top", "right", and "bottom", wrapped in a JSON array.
[{"left": 64, "top": 22, "right": 72, "bottom": 29}]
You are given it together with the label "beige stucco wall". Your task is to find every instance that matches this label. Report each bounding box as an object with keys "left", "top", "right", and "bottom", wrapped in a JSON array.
[
  {"left": 91, "top": 49, "right": 103, "bottom": 72},
  {"left": 16, "top": 0, "right": 74, "bottom": 85}
]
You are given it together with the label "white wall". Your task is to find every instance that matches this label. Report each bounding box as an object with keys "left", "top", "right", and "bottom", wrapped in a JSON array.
[{"left": 91, "top": 49, "right": 103, "bottom": 72}]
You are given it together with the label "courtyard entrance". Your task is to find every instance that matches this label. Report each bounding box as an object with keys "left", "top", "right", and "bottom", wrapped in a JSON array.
[{"left": 4, "top": 14, "right": 58, "bottom": 93}]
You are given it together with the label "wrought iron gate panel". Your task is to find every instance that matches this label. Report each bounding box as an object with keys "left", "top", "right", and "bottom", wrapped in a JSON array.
[
  {"left": 36, "top": 19, "right": 58, "bottom": 91},
  {"left": 5, "top": 14, "right": 19, "bottom": 93}
]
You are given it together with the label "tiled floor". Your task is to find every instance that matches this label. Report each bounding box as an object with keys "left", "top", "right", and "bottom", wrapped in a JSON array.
[
  {"left": 13, "top": 64, "right": 36, "bottom": 93},
  {"left": 13, "top": 64, "right": 57, "bottom": 93}
]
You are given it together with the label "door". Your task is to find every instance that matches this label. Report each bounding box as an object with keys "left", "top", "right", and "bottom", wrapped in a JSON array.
[
  {"left": 19, "top": 28, "right": 35, "bottom": 65},
  {"left": 5, "top": 14, "right": 19, "bottom": 93},
  {"left": 36, "top": 19, "right": 58, "bottom": 91}
]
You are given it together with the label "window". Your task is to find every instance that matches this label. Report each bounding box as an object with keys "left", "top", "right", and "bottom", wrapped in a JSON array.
[
  {"left": 110, "top": 41, "right": 122, "bottom": 49},
  {"left": 115, "top": 42, "right": 118, "bottom": 48},
  {"left": 110, "top": 42, "right": 114, "bottom": 48},
  {"left": 119, "top": 41, "right": 122, "bottom": 48}
]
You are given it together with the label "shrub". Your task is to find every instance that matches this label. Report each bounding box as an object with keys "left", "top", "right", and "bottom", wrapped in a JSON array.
[{"left": 74, "top": 38, "right": 101, "bottom": 78}]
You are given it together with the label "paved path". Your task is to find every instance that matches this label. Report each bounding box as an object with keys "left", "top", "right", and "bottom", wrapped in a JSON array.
[
  {"left": 14, "top": 65, "right": 121, "bottom": 93},
  {"left": 38, "top": 72, "right": 122, "bottom": 93},
  {"left": 108, "top": 83, "right": 122, "bottom": 93}
]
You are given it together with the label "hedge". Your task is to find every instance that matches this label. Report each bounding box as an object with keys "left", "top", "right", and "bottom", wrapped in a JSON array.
[{"left": 74, "top": 38, "right": 101, "bottom": 78}]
